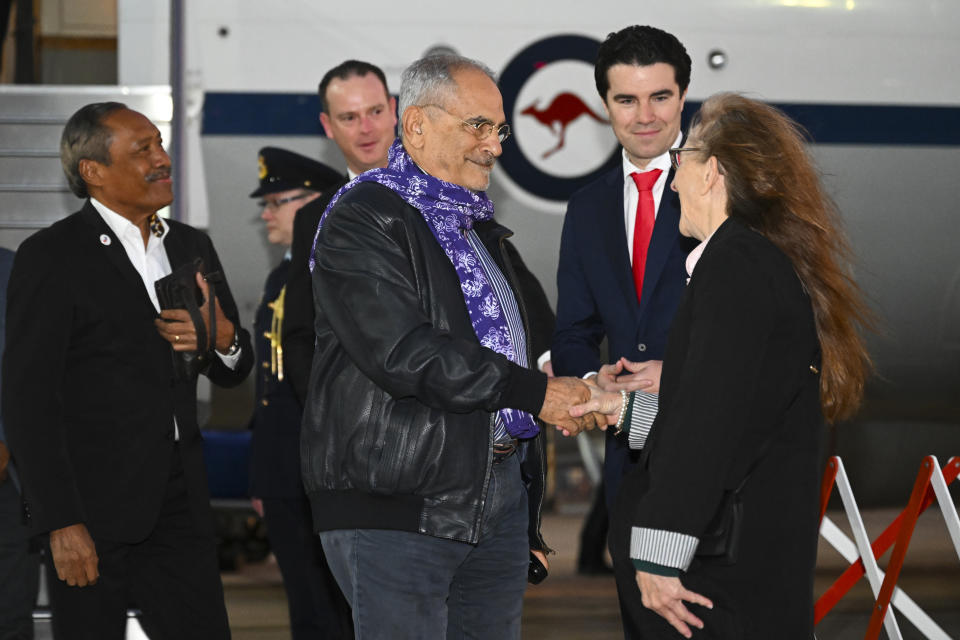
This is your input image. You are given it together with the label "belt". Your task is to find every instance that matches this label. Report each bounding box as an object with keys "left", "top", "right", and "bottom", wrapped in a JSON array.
[{"left": 492, "top": 438, "right": 519, "bottom": 464}]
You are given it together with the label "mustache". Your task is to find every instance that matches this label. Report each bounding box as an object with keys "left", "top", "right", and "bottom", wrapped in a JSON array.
[
  {"left": 146, "top": 168, "right": 171, "bottom": 182},
  {"left": 471, "top": 154, "right": 496, "bottom": 169}
]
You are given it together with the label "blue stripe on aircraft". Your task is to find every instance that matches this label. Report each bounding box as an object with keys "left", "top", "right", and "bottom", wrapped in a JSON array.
[
  {"left": 746, "top": 103, "right": 960, "bottom": 146},
  {"left": 202, "top": 92, "right": 960, "bottom": 146},
  {"left": 203, "top": 93, "right": 326, "bottom": 136}
]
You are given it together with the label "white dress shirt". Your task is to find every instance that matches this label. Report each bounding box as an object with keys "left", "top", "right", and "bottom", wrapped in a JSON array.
[
  {"left": 91, "top": 198, "right": 172, "bottom": 313},
  {"left": 557, "top": 135, "right": 683, "bottom": 379},
  {"left": 91, "top": 198, "right": 241, "bottom": 437},
  {"left": 621, "top": 132, "right": 683, "bottom": 266}
]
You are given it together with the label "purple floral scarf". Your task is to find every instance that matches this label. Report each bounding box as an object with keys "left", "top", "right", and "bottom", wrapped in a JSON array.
[{"left": 311, "top": 140, "right": 538, "bottom": 438}]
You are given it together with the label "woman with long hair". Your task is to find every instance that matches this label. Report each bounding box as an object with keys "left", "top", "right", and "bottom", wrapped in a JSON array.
[{"left": 573, "top": 93, "right": 871, "bottom": 639}]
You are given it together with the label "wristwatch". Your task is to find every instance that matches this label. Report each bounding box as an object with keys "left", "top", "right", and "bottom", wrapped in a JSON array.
[{"left": 219, "top": 327, "right": 241, "bottom": 356}]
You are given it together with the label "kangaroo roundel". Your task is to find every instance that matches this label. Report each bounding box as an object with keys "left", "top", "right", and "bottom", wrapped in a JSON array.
[{"left": 498, "top": 35, "right": 620, "bottom": 204}]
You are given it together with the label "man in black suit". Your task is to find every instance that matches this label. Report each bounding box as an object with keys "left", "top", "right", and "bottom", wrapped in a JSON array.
[
  {"left": 2, "top": 102, "right": 253, "bottom": 640},
  {"left": 246, "top": 147, "right": 351, "bottom": 639},
  {"left": 283, "top": 59, "right": 395, "bottom": 402}
]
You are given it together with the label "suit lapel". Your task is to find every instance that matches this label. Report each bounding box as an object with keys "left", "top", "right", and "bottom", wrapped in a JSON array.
[
  {"left": 598, "top": 166, "right": 640, "bottom": 323},
  {"left": 78, "top": 201, "right": 157, "bottom": 315},
  {"left": 162, "top": 221, "right": 190, "bottom": 271},
  {"left": 638, "top": 169, "right": 682, "bottom": 318}
]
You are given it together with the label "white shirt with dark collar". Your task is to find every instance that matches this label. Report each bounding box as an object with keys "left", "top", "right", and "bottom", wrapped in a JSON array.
[
  {"left": 90, "top": 198, "right": 241, "bottom": 437},
  {"left": 91, "top": 198, "right": 172, "bottom": 312}
]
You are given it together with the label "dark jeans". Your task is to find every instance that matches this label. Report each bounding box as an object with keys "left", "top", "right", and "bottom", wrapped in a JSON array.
[
  {"left": 320, "top": 454, "right": 529, "bottom": 640},
  {"left": 45, "top": 447, "right": 229, "bottom": 640},
  {"left": 261, "top": 494, "right": 352, "bottom": 640},
  {"left": 0, "top": 479, "right": 39, "bottom": 640}
]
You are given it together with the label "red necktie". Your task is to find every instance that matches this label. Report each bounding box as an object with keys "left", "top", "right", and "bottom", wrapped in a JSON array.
[{"left": 630, "top": 169, "right": 662, "bottom": 304}]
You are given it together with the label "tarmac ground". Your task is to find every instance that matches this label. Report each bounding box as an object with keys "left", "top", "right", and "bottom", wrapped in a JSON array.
[{"left": 212, "top": 508, "right": 960, "bottom": 640}]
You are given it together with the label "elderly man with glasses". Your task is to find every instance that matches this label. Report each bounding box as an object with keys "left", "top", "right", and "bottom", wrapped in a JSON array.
[{"left": 301, "top": 54, "right": 601, "bottom": 639}]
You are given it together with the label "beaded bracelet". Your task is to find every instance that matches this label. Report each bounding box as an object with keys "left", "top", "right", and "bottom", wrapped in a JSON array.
[{"left": 611, "top": 389, "right": 629, "bottom": 436}]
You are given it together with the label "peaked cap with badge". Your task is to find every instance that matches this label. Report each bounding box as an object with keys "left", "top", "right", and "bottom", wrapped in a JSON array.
[{"left": 250, "top": 147, "right": 345, "bottom": 197}]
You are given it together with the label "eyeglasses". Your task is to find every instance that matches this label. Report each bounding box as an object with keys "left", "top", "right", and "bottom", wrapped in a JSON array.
[
  {"left": 668, "top": 147, "right": 704, "bottom": 170},
  {"left": 258, "top": 193, "right": 310, "bottom": 211},
  {"left": 422, "top": 104, "right": 511, "bottom": 143}
]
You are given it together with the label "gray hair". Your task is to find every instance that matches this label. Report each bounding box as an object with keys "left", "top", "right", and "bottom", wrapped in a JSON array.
[
  {"left": 398, "top": 54, "right": 496, "bottom": 136},
  {"left": 60, "top": 102, "right": 127, "bottom": 198}
]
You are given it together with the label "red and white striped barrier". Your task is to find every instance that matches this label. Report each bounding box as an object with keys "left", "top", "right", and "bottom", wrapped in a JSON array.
[{"left": 816, "top": 455, "right": 960, "bottom": 639}]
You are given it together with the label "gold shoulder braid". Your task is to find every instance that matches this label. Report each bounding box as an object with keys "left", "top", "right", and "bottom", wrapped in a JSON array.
[
  {"left": 149, "top": 213, "right": 165, "bottom": 238},
  {"left": 265, "top": 285, "right": 286, "bottom": 380}
]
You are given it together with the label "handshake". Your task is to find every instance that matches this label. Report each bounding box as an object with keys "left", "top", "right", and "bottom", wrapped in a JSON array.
[{"left": 537, "top": 358, "right": 662, "bottom": 437}]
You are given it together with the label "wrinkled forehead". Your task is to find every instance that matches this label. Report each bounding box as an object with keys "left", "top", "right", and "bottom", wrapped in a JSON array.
[
  {"left": 104, "top": 108, "right": 160, "bottom": 144},
  {"left": 448, "top": 68, "right": 505, "bottom": 123},
  {"left": 326, "top": 73, "right": 390, "bottom": 112}
]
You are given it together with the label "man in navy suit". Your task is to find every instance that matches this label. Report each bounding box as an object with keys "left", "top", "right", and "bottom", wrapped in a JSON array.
[{"left": 552, "top": 25, "right": 696, "bottom": 575}]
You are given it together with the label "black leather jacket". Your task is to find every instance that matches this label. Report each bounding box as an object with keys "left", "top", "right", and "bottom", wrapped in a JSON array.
[{"left": 302, "top": 182, "right": 550, "bottom": 549}]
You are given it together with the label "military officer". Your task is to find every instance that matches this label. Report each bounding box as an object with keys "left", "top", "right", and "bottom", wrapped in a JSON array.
[{"left": 248, "top": 147, "right": 351, "bottom": 639}]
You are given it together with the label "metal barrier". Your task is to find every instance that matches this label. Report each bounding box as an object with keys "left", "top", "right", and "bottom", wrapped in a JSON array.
[{"left": 816, "top": 455, "right": 960, "bottom": 639}]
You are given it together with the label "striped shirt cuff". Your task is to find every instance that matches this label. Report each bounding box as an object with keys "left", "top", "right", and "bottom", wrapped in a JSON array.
[
  {"left": 630, "top": 526, "right": 699, "bottom": 572},
  {"left": 626, "top": 391, "right": 658, "bottom": 450}
]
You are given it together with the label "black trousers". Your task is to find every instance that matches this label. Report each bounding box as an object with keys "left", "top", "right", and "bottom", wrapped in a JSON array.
[
  {"left": 262, "top": 494, "right": 352, "bottom": 640},
  {"left": 0, "top": 478, "right": 39, "bottom": 640},
  {"left": 46, "top": 446, "right": 230, "bottom": 640}
]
